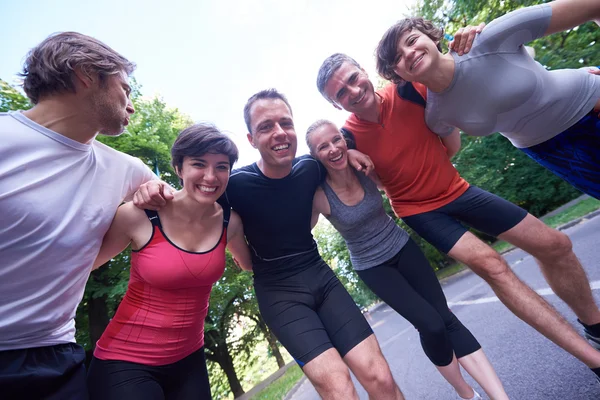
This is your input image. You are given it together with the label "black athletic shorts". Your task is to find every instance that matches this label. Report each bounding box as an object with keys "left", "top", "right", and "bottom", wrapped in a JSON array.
[
  {"left": 254, "top": 260, "right": 373, "bottom": 367},
  {"left": 87, "top": 347, "right": 210, "bottom": 400},
  {"left": 403, "top": 186, "right": 528, "bottom": 253},
  {"left": 0, "top": 342, "right": 88, "bottom": 400}
]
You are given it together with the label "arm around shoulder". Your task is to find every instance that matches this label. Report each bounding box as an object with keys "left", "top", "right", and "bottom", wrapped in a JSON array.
[
  {"left": 93, "top": 202, "right": 139, "bottom": 270},
  {"left": 546, "top": 0, "right": 600, "bottom": 35},
  {"left": 440, "top": 129, "right": 461, "bottom": 159},
  {"left": 226, "top": 210, "right": 253, "bottom": 271}
]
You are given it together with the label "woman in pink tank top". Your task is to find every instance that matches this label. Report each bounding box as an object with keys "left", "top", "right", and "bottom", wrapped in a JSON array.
[{"left": 86, "top": 124, "right": 252, "bottom": 400}]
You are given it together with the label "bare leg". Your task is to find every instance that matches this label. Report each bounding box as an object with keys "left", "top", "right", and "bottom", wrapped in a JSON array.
[
  {"left": 449, "top": 231, "right": 600, "bottom": 368},
  {"left": 499, "top": 213, "right": 600, "bottom": 325},
  {"left": 458, "top": 349, "right": 509, "bottom": 400},
  {"left": 343, "top": 334, "right": 404, "bottom": 400},
  {"left": 434, "top": 353, "right": 476, "bottom": 399},
  {"left": 302, "top": 348, "right": 360, "bottom": 400}
]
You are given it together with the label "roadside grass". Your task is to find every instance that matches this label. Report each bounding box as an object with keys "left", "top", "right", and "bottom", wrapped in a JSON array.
[
  {"left": 436, "top": 197, "right": 600, "bottom": 280},
  {"left": 251, "top": 365, "right": 304, "bottom": 400}
]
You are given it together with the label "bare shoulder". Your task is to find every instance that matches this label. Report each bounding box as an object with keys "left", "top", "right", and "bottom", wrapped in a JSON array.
[
  {"left": 228, "top": 209, "right": 243, "bottom": 232},
  {"left": 115, "top": 202, "right": 149, "bottom": 229}
]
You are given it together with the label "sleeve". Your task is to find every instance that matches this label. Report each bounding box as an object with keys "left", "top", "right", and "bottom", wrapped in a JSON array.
[
  {"left": 123, "top": 158, "right": 158, "bottom": 202},
  {"left": 476, "top": 4, "right": 552, "bottom": 52}
]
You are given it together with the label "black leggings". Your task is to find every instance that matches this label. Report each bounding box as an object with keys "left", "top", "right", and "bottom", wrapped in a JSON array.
[
  {"left": 86, "top": 347, "right": 210, "bottom": 400},
  {"left": 357, "top": 239, "right": 481, "bottom": 366}
]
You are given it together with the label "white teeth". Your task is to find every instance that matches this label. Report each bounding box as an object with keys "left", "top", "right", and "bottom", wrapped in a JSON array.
[
  {"left": 411, "top": 55, "right": 424, "bottom": 71},
  {"left": 330, "top": 154, "right": 343, "bottom": 162},
  {"left": 353, "top": 92, "right": 365, "bottom": 105},
  {"left": 199, "top": 185, "right": 216, "bottom": 193},
  {"left": 273, "top": 144, "right": 289, "bottom": 151}
]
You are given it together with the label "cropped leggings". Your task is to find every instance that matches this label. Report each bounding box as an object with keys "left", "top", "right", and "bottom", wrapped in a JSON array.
[{"left": 357, "top": 238, "right": 481, "bottom": 366}]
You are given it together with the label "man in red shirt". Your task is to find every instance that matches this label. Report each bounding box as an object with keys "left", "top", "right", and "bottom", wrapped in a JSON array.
[{"left": 316, "top": 52, "right": 600, "bottom": 381}]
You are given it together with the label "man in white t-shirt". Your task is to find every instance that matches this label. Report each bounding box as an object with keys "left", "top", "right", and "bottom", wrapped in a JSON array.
[{"left": 0, "top": 32, "right": 162, "bottom": 399}]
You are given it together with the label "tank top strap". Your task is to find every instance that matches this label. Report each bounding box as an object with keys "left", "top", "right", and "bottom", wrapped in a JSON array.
[
  {"left": 143, "top": 209, "right": 163, "bottom": 229},
  {"left": 222, "top": 205, "right": 231, "bottom": 229}
]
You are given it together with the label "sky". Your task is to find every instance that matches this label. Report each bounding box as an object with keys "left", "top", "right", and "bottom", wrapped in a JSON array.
[{"left": 0, "top": 0, "right": 415, "bottom": 166}]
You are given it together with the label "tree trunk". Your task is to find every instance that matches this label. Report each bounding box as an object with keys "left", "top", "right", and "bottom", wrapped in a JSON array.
[
  {"left": 257, "top": 316, "right": 285, "bottom": 368},
  {"left": 218, "top": 345, "right": 245, "bottom": 398}
]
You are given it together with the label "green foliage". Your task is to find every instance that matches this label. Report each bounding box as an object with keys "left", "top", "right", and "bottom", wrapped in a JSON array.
[{"left": 0, "top": 80, "right": 30, "bottom": 112}]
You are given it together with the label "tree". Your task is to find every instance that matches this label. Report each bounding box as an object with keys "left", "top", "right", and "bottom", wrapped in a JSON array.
[{"left": 0, "top": 79, "right": 30, "bottom": 112}]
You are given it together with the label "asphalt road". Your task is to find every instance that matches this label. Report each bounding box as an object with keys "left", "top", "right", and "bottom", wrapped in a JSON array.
[{"left": 288, "top": 214, "right": 600, "bottom": 399}]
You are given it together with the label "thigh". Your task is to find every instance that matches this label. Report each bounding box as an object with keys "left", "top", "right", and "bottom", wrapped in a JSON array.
[
  {"left": 357, "top": 250, "right": 448, "bottom": 331},
  {"left": 451, "top": 186, "right": 527, "bottom": 237},
  {"left": 165, "top": 348, "right": 211, "bottom": 400},
  {"left": 254, "top": 276, "right": 333, "bottom": 367},
  {"left": 0, "top": 343, "right": 88, "bottom": 400},
  {"left": 402, "top": 208, "right": 468, "bottom": 254},
  {"left": 87, "top": 356, "right": 164, "bottom": 400},
  {"left": 521, "top": 113, "right": 600, "bottom": 200},
  {"left": 316, "top": 266, "right": 373, "bottom": 358}
]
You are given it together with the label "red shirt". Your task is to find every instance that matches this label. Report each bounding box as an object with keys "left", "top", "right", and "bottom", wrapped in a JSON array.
[
  {"left": 94, "top": 209, "right": 228, "bottom": 366},
  {"left": 343, "top": 83, "right": 469, "bottom": 217}
]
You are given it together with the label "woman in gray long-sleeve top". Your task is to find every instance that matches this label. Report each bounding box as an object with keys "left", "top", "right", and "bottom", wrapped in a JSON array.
[
  {"left": 307, "top": 120, "right": 508, "bottom": 400},
  {"left": 375, "top": 0, "right": 600, "bottom": 200}
]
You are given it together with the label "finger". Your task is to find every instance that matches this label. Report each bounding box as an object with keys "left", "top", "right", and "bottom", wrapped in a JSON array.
[
  {"left": 448, "top": 39, "right": 455, "bottom": 51},
  {"left": 161, "top": 183, "right": 175, "bottom": 200},
  {"left": 588, "top": 67, "right": 600, "bottom": 76},
  {"left": 476, "top": 22, "right": 486, "bottom": 33},
  {"left": 464, "top": 28, "right": 478, "bottom": 54},
  {"left": 454, "top": 28, "right": 465, "bottom": 55}
]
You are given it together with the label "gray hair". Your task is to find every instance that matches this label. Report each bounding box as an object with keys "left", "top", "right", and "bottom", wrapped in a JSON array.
[
  {"left": 305, "top": 119, "right": 338, "bottom": 154},
  {"left": 316, "top": 53, "right": 361, "bottom": 101},
  {"left": 20, "top": 31, "right": 136, "bottom": 104}
]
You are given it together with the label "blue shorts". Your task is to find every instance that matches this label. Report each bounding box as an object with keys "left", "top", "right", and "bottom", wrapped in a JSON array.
[
  {"left": 521, "top": 110, "right": 600, "bottom": 200},
  {"left": 403, "top": 186, "right": 528, "bottom": 254}
]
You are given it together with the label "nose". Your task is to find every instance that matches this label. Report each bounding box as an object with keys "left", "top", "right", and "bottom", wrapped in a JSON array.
[
  {"left": 204, "top": 167, "right": 218, "bottom": 183},
  {"left": 273, "top": 123, "right": 286, "bottom": 137},
  {"left": 126, "top": 99, "right": 135, "bottom": 115}
]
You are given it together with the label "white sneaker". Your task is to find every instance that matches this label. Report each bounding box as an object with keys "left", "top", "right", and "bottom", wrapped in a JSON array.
[{"left": 460, "top": 388, "right": 482, "bottom": 400}]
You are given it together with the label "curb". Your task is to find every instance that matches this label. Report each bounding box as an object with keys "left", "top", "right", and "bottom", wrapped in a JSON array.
[{"left": 283, "top": 376, "right": 308, "bottom": 400}]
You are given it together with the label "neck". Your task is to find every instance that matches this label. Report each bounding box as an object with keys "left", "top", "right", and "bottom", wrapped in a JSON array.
[
  {"left": 165, "top": 190, "right": 218, "bottom": 222},
  {"left": 326, "top": 165, "right": 356, "bottom": 188},
  {"left": 257, "top": 158, "right": 292, "bottom": 179},
  {"left": 22, "top": 97, "right": 99, "bottom": 144},
  {"left": 417, "top": 53, "right": 455, "bottom": 93},
  {"left": 355, "top": 93, "right": 382, "bottom": 124}
]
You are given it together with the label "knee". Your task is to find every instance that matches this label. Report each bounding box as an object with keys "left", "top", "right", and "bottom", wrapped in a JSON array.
[
  {"left": 468, "top": 249, "right": 512, "bottom": 284},
  {"left": 418, "top": 317, "right": 447, "bottom": 342},
  {"left": 313, "top": 369, "right": 355, "bottom": 396},
  {"left": 358, "top": 356, "right": 397, "bottom": 391},
  {"left": 541, "top": 230, "right": 573, "bottom": 259}
]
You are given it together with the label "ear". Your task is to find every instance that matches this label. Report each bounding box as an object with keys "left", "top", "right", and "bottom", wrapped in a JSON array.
[
  {"left": 73, "top": 67, "right": 95, "bottom": 89},
  {"left": 175, "top": 165, "right": 183, "bottom": 179},
  {"left": 246, "top": 133, "right": 257, "bottom": 148}
]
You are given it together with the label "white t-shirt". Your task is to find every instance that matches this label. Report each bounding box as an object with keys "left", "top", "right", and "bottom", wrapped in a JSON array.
[{"left": 0, "top": 111, "right": 155, "bottom": 350}]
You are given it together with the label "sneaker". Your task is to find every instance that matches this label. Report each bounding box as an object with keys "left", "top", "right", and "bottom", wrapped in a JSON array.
[
  {"left": 578, "top": 319, "right": 600, "bottom": 350},
  {"left": 459, "top": 388, "right": 482, "bottom": 400}
]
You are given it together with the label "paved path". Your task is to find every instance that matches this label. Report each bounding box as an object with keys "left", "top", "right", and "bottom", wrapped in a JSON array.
[{"left": 288, "top": 214, "right": 600, "bottom": 399}]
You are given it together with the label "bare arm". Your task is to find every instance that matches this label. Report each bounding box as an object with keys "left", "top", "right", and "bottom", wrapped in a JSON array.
[
  {"left": 346, "top": 149, "right": 374, "bottom": 175},
  {"left": 93, "top": 203, "right": 138, "bottom": 270},
  {"left": 546, "top": 0, "right": 600, "bottom": 35},
  {"left": 226, "top": 211, "right": 253, "bottom": 271},
  {"left": 367, "top": 170, "right": 384, "bottom": 190},
  {"left": 311, "top": 188, "right": 330, "bottom": 230},
  {"left": 440, "top": 129, "right": 461, "bottom": 159}
]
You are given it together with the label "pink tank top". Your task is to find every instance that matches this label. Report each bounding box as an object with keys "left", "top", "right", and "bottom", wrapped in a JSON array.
[{"left": 93, "top": 208, "right": 228, "bottom": 365}]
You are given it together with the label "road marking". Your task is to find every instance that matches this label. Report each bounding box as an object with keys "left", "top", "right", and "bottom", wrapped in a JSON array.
[{"left": 448, "top": 280, "right": 600, "bottom": 307}]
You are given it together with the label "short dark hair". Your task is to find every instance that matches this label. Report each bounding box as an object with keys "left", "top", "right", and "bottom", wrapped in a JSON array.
[
  {"left": 316, "top": 53, "right": 361, "bottom": 101},
  {"left": 376, "top": 17, "right": 444, "bottom": 84},
  {"left": 171, "top": 123, "right": 239, "bottom": 185},
  {"left": 20, "top": 32, "right": 136, "bottom": 104},
  {"left": 243, "top": 89, "right": 293, "bottom": 134},
  {"left": 305, "top": 119, "right": 338, "bottom": 154}
]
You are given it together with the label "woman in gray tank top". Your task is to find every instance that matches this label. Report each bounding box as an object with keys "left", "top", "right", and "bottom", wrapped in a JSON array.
[
  {"left": 306, "top": 120, "right": 508, "bottom": 400},
  {"left": 375, "top": 0, "right": 600, "bottom": 200}
]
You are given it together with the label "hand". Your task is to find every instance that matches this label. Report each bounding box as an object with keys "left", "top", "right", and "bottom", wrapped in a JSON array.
[
  {"left": 587, "top": 67, "right": 600, "bottom": 76},
  {"left": 132, "top": 180, "right": 174, "bottom": 210},
  {"left": 449, "top": 22, "right": 485, "bottom": 56},
  {"left": 347, "top": 149, "right": 374, "bottom": 175}
]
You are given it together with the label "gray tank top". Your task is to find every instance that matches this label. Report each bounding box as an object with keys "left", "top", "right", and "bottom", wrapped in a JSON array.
[
  {"left": 322, "top": 172, "right": 409, "bottom": 270},
  {"left": 425, "top": 4, "right": 600, "bottom": 148}
]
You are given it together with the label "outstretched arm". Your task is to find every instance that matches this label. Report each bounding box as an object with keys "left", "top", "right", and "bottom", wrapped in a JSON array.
[
  {"left": 226, "top": 210, "right": 253, "bottom": 271},
  {"left": 546, "top": 0, "right": 600, "bottom": 35}
]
